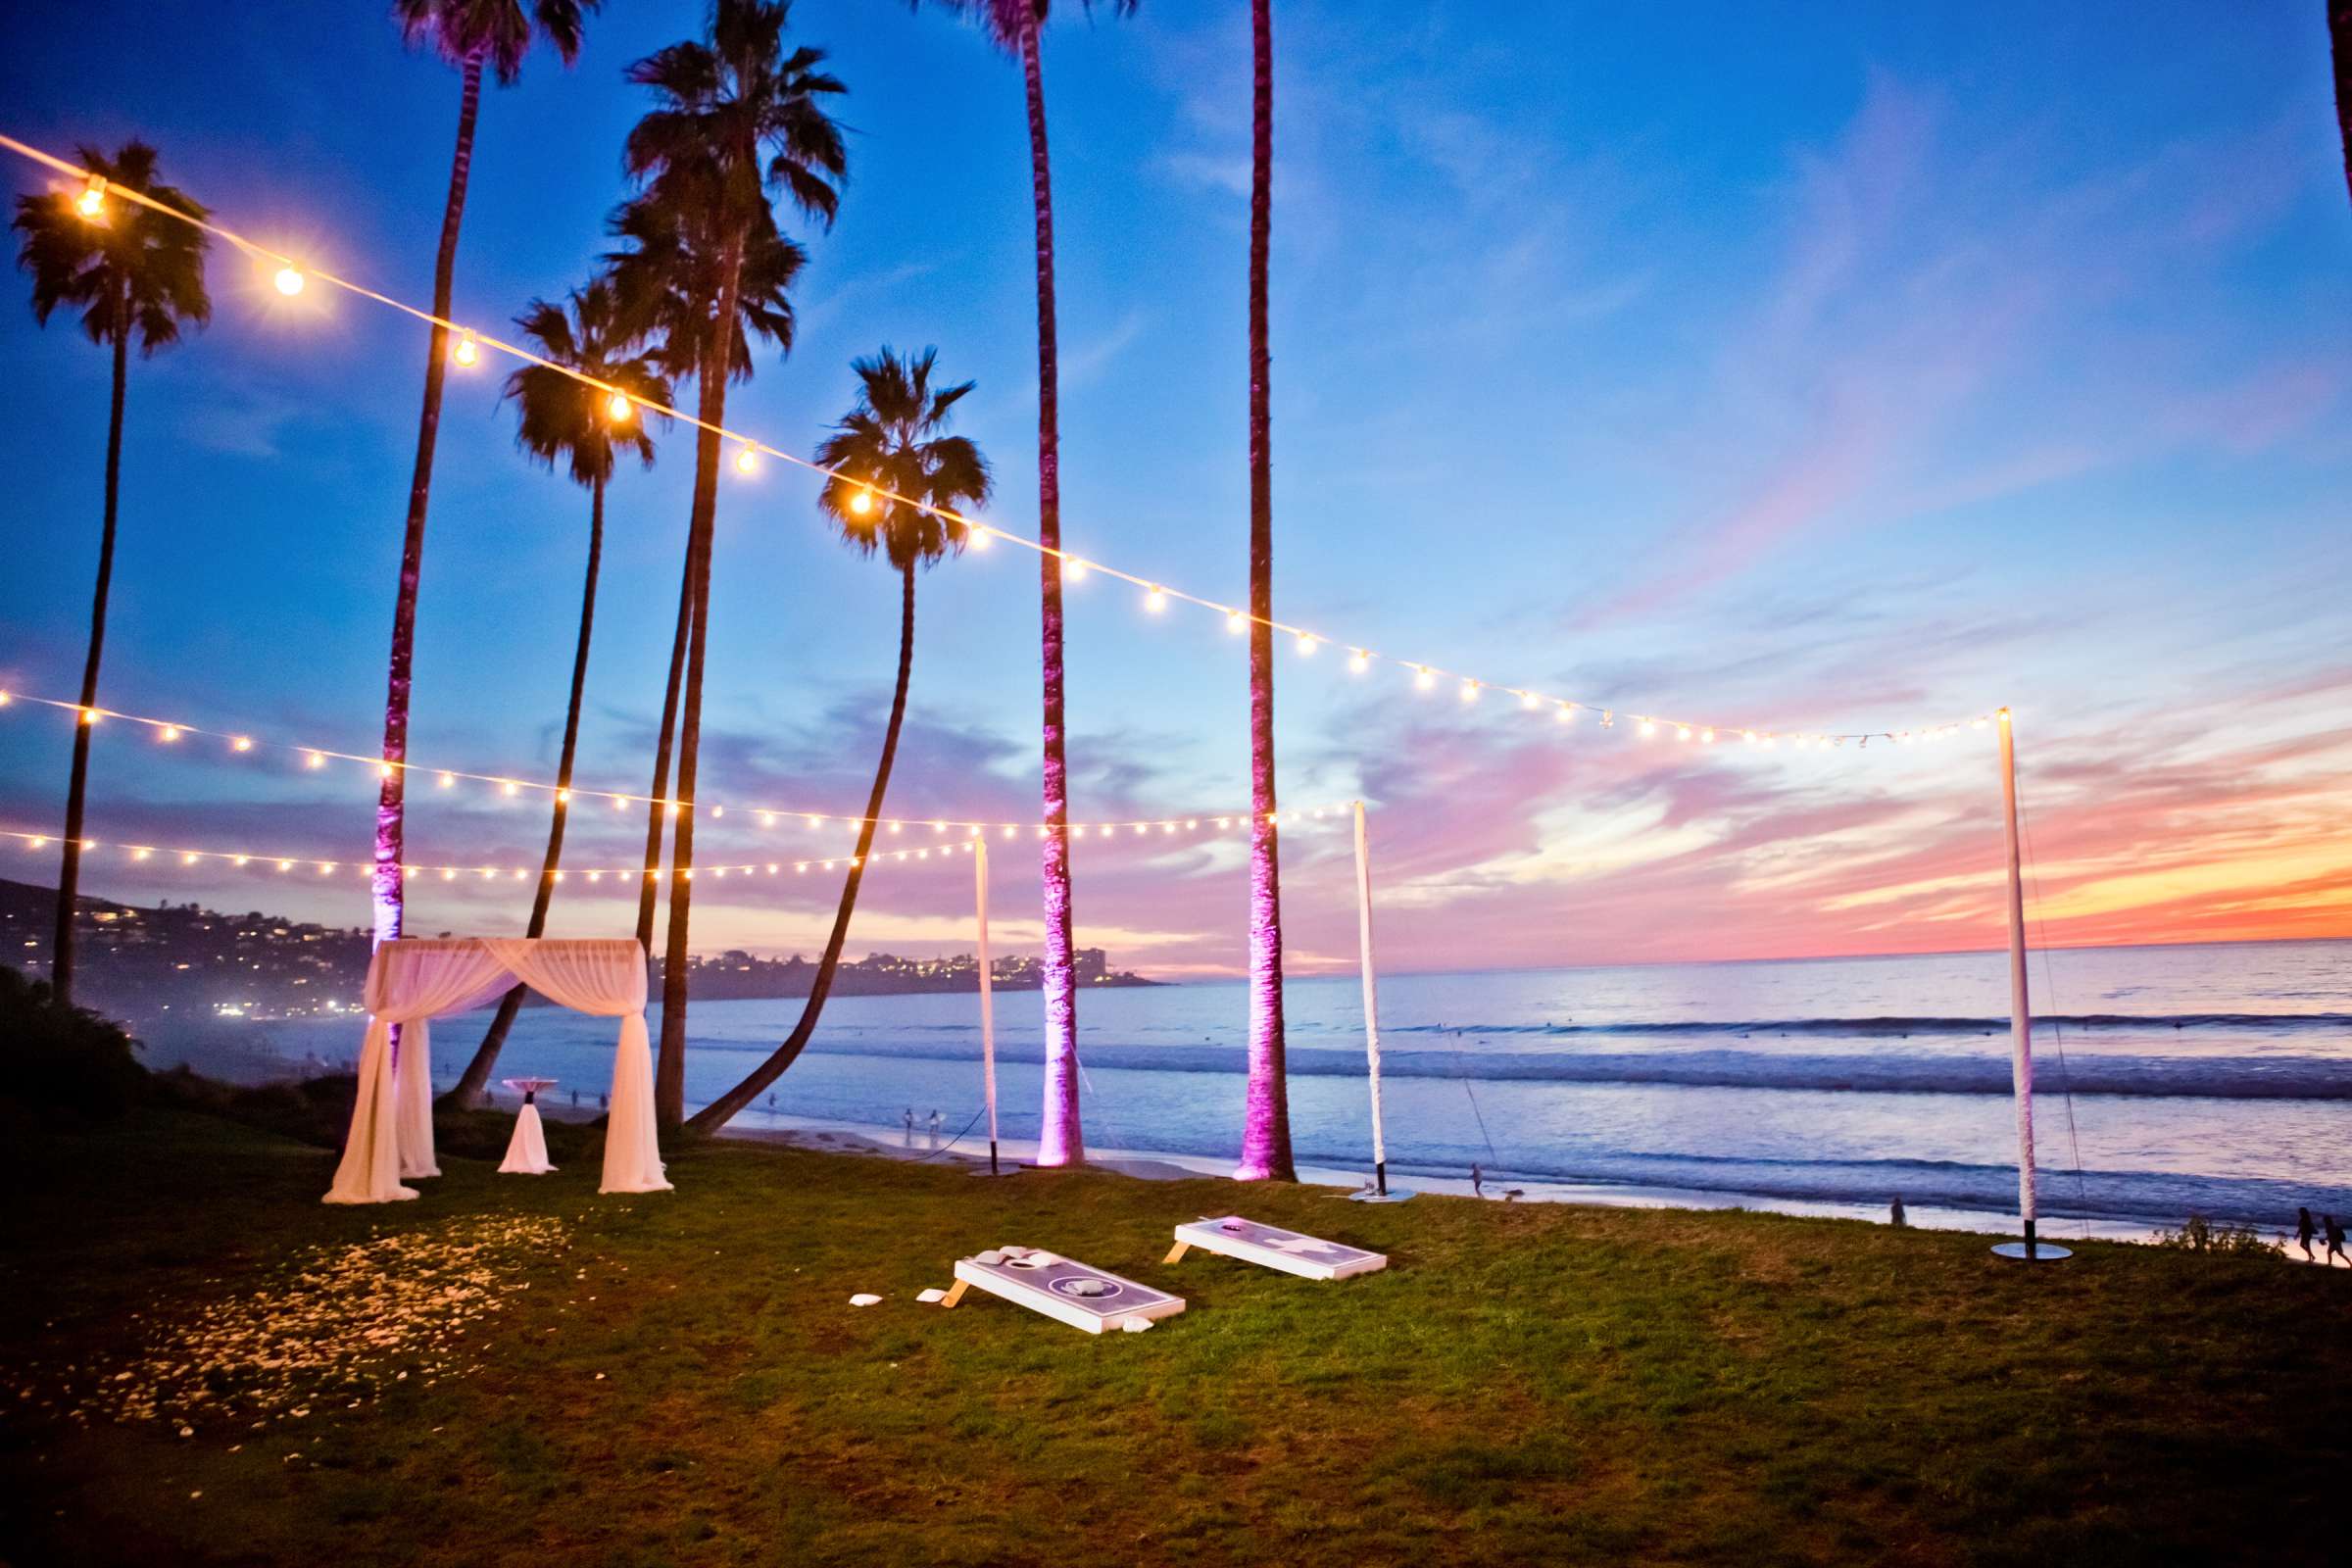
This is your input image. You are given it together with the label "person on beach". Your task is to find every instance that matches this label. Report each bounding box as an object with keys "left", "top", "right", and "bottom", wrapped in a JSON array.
[
  {"left": 1471, "top": 1163, "right": 1484, "bottom": 1199},
  {"left": 904, "top": 1107, "right": 915, "bottom": 1147},
  {"left": 2297, "top": 1207, "right": 2317, "bottom": 1261},
  {"left": 927, "top": 1108, "right": 943, "bottom": 1148},
  {"left": 1890, "top": 1196, "right": 1907, "bottom": 1228},
  {"left": 2327, "top": 1214, "right": 2348, "bottom": 1267}
]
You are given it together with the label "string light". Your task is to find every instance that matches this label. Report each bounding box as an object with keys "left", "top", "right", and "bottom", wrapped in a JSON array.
[
  {"left": 1226, "top": 610, "right": 1248, "bottom": 634},
  {"left": 1297, "top": 633, "right": 1316, "bottom": 657},
  {"left": 1145, "top": 586, "right": 1166, "bottom": 612},
  {"left": 452, "top": 329, "right": 478, "bottom": 368},
  {"left": 847, "top": 485, "right": 874, "bottom": 516},
  {"left": 607, "top": 390, "right": 633, "bottom": 422},
  {"left": 0, "top": 130, "right": 1995, "bottom": 756},
  {"left": 74, "top": 174, "right": 107, "bottom": 219}
]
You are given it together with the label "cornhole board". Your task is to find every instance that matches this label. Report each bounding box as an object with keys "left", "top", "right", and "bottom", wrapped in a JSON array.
[
  {"left": 942, "top": 1247, "right": 1186, "bottom": 1335},
  {"left": 1163, "top": 1216, "right": 1388, "bottom": 1281}
]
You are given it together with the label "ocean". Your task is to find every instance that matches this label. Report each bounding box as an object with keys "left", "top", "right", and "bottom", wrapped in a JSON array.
[{"left": 202, "top": 939, "right": 2352, "bottom": 1238}]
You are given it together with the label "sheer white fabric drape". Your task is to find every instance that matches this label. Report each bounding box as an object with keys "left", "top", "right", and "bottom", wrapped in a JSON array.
[
  {"left": 323, "top": 938, "right": 668, "bottom": 1204},
  {"left": 481, "top": 938, "right": 667, "bottom": 1195}
]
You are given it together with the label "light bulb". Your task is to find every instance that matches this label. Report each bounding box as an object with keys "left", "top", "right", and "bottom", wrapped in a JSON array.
[
  {"left": 305, "top": 752, "right": 324, "bottom": 769},
  {"left": 74, "top": 177, "right": 106, "bottom": 219},
  {"left": 1064, "top": 558, "right": 1088, "bottom": 582},
  {"left": 1415, "top": 666, "right": 1435, "bottom": 690},
  {"left": 161, "top": 725, "right": 180, "bottom": 742},
  {"left": 1556, "top": 704, "right": 1575, "bottom": 723},
  {"left": 1460, "top": 680, "right": 1479, "bottom": 703},
  {"left": 1349, "top": 650, "right": 1369, "bottom": 673},
  {"left": 272, "top": 266, "right": 305, "bottom": 297},
  {"left": 502, "top": 780, "right": 518, "bottom": 798},
  {"left": 1146, "top": 586, "right": 1166, "bottom": 612},
  {"left": 453, "top": 330, "right": 478, "bottom": 367},
  {"left": 232, "top": 736, "right": 252, "bottom": 752},
  {"left": 1677, "top": 726, "right": 1691, "bottom": 742},
  {"left": 967, "top": 526, "right": 991, "bottom": 550},
  {"left": 1702, "top": 728, "right": 1716, "bottom": 744},
  {"left": 1639, "top": 719, "right": 1657, "bottom": 738},
  {"left": 734, "top": 444, "right": 759, "bottom": 475},
  {"left": 1227, "top": 611, "right": 1248, "bottom": 634},
  {"left": 1297, "top": 633, "right": 1316, "bottom": 657},
  {"left": 847, "top": 485, "right": 875, "bottom": 516},
  {"left": 607, "top": 390, "right": 633, "bottom": 421},
  {"left": 438, "top": 772, "right": 455, "bottom": 788}
]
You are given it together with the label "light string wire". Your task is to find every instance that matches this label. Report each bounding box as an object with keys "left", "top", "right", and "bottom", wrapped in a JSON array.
[
  {"left": 0, "top": 687, "right": 1335, "bottom": 837},
  {"left": 2, "top": 130, "right": 1996, "bottom": 750},
  {"left": 0, "top": 820, "right": 1209, "bottom": 883}
]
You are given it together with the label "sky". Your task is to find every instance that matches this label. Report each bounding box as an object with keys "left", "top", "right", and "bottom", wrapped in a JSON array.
[{"left": 2, "top": 1, "right": 2349, "bottom": 980}]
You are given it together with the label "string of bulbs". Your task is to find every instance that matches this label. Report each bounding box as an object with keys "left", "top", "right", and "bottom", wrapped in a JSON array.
[
  {"left": 2, "top": 811, "right": 1312, "bottom": 886},
  {"left": 4, "top": 130, "right": 2000, "bottom": 752},
  {"left": 0, "top": 687, "right": 1358, "bottom": 833}
]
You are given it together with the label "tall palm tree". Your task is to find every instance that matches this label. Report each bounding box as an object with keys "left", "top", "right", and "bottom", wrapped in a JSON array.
[
  {"left": 446, "top": 281, "right": 669, "bottom": 1106},
  {"left": 917, "top": 0, "right": 1139, "bottom": 1168},
  {"left": 619, "top": 0, "right": 847, "bottom": 1125},
  {"left": 692, "top": 348, "right": 990, "bottom": 1130},
  {"left": 12, "top": 142, "right": 210, "bottom": 1010},
  {"left": 606, "top": 192, "right": 807, "bottom": 968},
  {"left": 1236, "top": 0, "right": 1293, "bottom": 1180},
  {"left": 373, "top": 0, "right": 595, "bottom": 958}
]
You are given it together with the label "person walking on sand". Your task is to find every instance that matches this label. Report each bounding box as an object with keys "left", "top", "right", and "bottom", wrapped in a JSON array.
[
  {"left": 2327, "top": 1214, "right": 2349, "bottom": 1268},
  {"left": 903, "top": 1107, "right": 915, "bottom": 1148},
  {"left": 1471, "top": 1162, "right": 1484, "bottom": 1199},
  {"left": 2297, "top": 1207, "right": 2318, "bottom": 1261},
  {"left": 1890, "top": 1196, "right": 1907, "bottom": 1228},
  {"left": 927, "top": 1108, "right": 943, "bottom": 1149}
]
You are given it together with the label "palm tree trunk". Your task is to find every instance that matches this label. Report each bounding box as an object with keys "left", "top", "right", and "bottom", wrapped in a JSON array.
[
  {"left": 634, "top": 530, "right": 696, "bottom": 956},
  {"left": 449, "top": 472, "right": 606, "bottom": 1103},
  {"left": 1020, "top": 9, "right": 1083, "bottom": 1168},
  {"left": 1237, "top": 0, "right": 1294, "bottom": 1181},
  {"left": 372, "top": 51, "right": 484, "bottom": 959},
  {"left": 655, "top": 241, "right": 746, "bottom": 1127},
  {"left": 690, "top": 561, "right": 918, "bottom": 1130},
  {"left": 2333, "top": 2, "right": 2352, "bottom": 209},
  {"left": 49, "top": 281, "right": 129, "bottom": 1010}
]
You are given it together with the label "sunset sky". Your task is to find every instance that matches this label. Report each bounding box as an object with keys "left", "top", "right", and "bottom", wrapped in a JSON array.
[{"left": 2, "top": 1, "right": 2348, "bottom": 979}]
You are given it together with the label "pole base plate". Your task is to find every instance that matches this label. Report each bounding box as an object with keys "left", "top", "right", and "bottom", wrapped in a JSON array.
[
  {"left": 1990, "top": 1241, "right": 2073, "bottom": 1261},
  {"left": 1348, "top": 1189, "right": 1417, "bottom": 1203}
]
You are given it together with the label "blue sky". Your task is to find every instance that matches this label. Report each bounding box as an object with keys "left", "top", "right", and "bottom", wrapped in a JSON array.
[{"left": 2, "top": 1, "right": 2348, "bottom": 976}]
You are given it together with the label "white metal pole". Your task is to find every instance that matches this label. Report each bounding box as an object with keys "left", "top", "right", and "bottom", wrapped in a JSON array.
[
  {"left": 976, "top": 834, "right": 999, "bottom": 1175},
  {"left": 1352, "top": 800, "right": 1391, "bottom": 1196},
  {"left": 1997, "top": 710, "right": 2038, "bottom": 1253}
]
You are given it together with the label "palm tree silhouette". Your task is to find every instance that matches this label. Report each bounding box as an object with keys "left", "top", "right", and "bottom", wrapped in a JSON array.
[
  {"left": 1237, "top": 0, "right": 1293, "bottom": 1179},
  {"left": 446, "top": 280, "right": 670, "bottom": 1105},
  {"left": 373, "top": 0, "right": 596, "bottom": 958},
  {"left": 11, "top": 142, "right": 210, "bottom": 1009},
  {"left": 693, "top": 348, "right": 991, "bottom": 1130},
  {"left": 915, "top": 0, "right": 1140, "bottom": 1168},
  {"left": 605, "top": 193, "right": 806, "bottom": 968},
  {"left": 618, "top": 0, "right": 846, "bottom": 1125}
]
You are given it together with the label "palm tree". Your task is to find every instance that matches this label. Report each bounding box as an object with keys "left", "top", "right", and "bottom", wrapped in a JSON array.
[
  {"left": 619, "top": 0, "right": 847, "bottom": 1125},
  {"left": 373, "top": 0, "right": 595, "bottom": 957},
  {"left": 692, "top": 349, "right": 990, "bottom": 1130},
  {"left": 445, "top": 281, "right": 670, "bottom": 1106},
  {"left": 2333, "top": 2, "right": 2352, "bottom": 209},
  {"left": 916, "top": 0, "right": 1139, "bottom": 1168},
  {"left": 1236, "top": 0, "right": 1293, "bottom": 1180},
  {"left": 12, "top": 142, "right": 210, "bottom": 1010},
  {"left": 606, "top": 192, "right": 807, "bottom": 968}
]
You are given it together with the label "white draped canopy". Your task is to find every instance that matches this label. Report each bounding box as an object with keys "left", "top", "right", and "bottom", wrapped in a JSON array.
[{"left": 323, "top": 937, "right": 670, "bottom": 1204}]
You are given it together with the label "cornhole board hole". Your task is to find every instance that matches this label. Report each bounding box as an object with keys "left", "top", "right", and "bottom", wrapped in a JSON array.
[
  {"left": 1164, "top": 1216, "right": 1388, "bottom": 1281},
  {"left": 943, "top": 1247, "right": 1186, "bottom": 1335}
]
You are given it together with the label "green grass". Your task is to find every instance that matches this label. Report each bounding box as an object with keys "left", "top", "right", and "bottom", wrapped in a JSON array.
[{"left": 1, "top": 1098, "right": 2345, "bottom": 1566}]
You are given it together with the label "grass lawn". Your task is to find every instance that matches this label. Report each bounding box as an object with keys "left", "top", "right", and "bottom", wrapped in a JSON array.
[{"left": 1, "top": 1098, "right": 2345, "bottom": 1567}]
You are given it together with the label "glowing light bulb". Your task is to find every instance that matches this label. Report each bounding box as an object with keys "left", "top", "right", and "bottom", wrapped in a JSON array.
[
  {"left": 1146, "top": 586, "right": 1167, "bottom": 612},
  {"left": 74, "top": 176, "right": 107, "bottom": 219},
  {"left": 438, "top": 772, "right": 455, "bottom": 789},
  {"left": 847, "top": 485, "right": 875, "bottom": 516},
  {"left": 378, "top": 762, "right": 395, "bottom": 780},
  {"left": 79, "top": 708, "right": 97, "bottom": 725},
  {"left": 612, "top": 795, "right": 628, "bottom": 810},
  {"left": 1297, "top": 633, "right": 1317, "bottom": 657},
  {"left": 28, "top": 837, "right": 45, "bottom": 849},
  {"left": 1676, "top": 726, "right": 1692, "bottom": 743},
  {"left": 305, "top": 752, "right": 324, "bottom": 769},
  {"left": 1639, "top": 719, "right": 1657, "bottom": 738},
  {"left": 132, "top": 848, "right": 151, "bottom": 861},
  {"left": 161, "top": 725, "right": 180, "bottom": 742},
  {"left": 181, "top": 852, "right": 198, "bottom": 865},
  {"left": 1064, "top": 558, "right": 1088, "bottom": 582},
  {"left": 932, "top": 820, "right": 947, "bottom": 834},
  {"left": 1460, "top": 680, "right": 1480, "bottom": 703},
  {"left": 502, "top": 780, "right": 519, "bottom": 798},
  {"left": 272, "top": 265, "right": 305, "bottom": 297},
  {"left": 0, "top": 691, "right": 10, "bottom": 706},
  {"left": 1414, "top": 666, "right": 1436, "bottom": 691},
  {"left": 1702, "top": 728, "right": 1716, "bottom": 745},
  {"left": 734, "top": 444, "right": 759, "bottom": 475},
  {"left": 230, "top": 854, "right": 246, "bottom": 866},
  {"left": 453, "top": 330, "right": 478, "bottom": 368},
  {"left": 1227, "top": 610, "right": 1249, "bottom": 634},
  {"left": 1349, "top": 650, "right": 1369, "bottom": 673},
  {"left": 967, "top": 526, "right": 991, "bottom": 550},
  {"left": 277, "top": 859, "right": 294, "bottom": 872}
]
